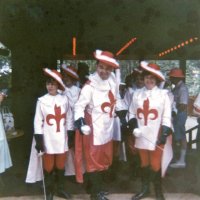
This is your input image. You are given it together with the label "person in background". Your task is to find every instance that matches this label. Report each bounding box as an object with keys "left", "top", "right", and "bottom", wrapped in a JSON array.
[
  {"left": 124, "top": 67, "right": 144, "bottom": 107},
  {"left": 124, "top": 67, "right": 144, "bottom": 179},
  {"left": 128, "top": 61, "right": 172, "bottom": 200},
  {"left": 169, "top": 68, "right": 189, "bottom": 168},
  {"left": 61, "top": 64, "right": 80, "bottom": 177},
  {"left": 26, "top": 68, "right": 73, "bottom": 200},
  {"left": 74, "top": 50, "right": 127, "bottom": 200},
  {"left": 77, "top": 62, "right": 90, "bottom": 88},
  {"left": 193, "top": 93, "right": 200, "bottom": 151},
  {"left": 0, "top": 92, "right": 12, "bottom": 175}
]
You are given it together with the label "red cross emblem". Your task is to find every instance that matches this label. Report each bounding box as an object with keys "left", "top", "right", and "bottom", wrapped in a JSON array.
[
  {"left": 46, "top": 104, "right": 66, "bottom": 132},
  {"left": 137, "top": 98, "right": 158, "bottom": 126},
  {"left": 101, "top": 90, "right": 116, "bottom": 118}
]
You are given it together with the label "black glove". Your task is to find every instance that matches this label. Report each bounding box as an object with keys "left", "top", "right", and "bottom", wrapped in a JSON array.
[
  {"left": 127, "top": 118, "right": 138, "bottom": 133},
  {"left": 74, "top": 117, "right": 86, "bottom": 135},
  {"left": 34, "top": 134, "right": 44, "bottom": 153},
  {"left": 116, "top": 110, "right": 128, "bottom": 129},
  {"left": 116, "top": 110, "right": 127, "bottom": 120},
  {"left": 172, "top": 111, "right": 177, "bottom": 118},
  {"left": 157, "top": 125, "right": 171, "bottom": 145},
  {"left": 68, "top": 130, "right": 75, "bottom": 148},
  {"left": 116, "top": 110, "right": 129, "bottom": 140}
]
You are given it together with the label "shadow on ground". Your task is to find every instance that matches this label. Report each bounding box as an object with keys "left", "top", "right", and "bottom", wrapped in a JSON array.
[{"left": 0, "top": 135, "right": 200, "bottom": 198}]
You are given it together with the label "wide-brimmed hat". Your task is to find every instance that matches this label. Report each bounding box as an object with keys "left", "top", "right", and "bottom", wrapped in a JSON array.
[
  {"left": 132, "top": 66, "right": 143, "bottom": 76},
  {"left": 168, "top": 68, "right": 185, "bottom": 78},
  {"left": 61, "top": 64, "right": 79, "bottom": 80},
  {"left": 43, "top": 68, "right": 65, "bottom": 91},
  {"left": 140, "top": 61, "right": 165, "bottom": 81},
  {"left": 94, "top": 49, "right": 119, "bottom": 69}
]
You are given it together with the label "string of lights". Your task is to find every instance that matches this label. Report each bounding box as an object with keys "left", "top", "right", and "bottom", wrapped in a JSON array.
[
  {"left": 158, "top": 37, "right": 198, "bottom": 57},
  {"left": 116, "top": 37, "right": 137, "bottom": 56}
]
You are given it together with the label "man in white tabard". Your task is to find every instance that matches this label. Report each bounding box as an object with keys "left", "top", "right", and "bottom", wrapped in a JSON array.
[{"left": 74, "top": 50, "right": 127, "bottom": 200}]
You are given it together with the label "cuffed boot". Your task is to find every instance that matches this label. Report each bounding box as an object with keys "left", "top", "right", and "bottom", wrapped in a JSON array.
[
  {"left": 90, "top": 192, "right": 109, "bottom": 200},
  {"left": 88, "top": 172, "right": 109, "bottom": 200},
  {"left": 55, "top": 169, "right": 71, "bottom": 199},
  {"left": 44, "top": 171, "right": 55, "bottom": 200},
  {"left": 132, "top": 166, "right": 150, "bottom": 200},
  {"left": 152, "top": 170, "right": 165, "bottom": 200}
]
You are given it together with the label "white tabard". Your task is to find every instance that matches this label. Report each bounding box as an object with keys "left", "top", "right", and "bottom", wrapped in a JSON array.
[
  {"left": 129, "top": 86, "right": 172, "bottom": 151},
  {"left": 74, "top": 72, "right": 124, "bottom": 145},
  {"left": 34, "top": 93, "right": 73, "bottom": 154}
]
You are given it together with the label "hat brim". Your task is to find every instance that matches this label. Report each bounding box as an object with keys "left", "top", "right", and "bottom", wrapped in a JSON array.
[
  {"left": 62, "top": 67, "right": 79, "bottom": 80},
  {"left": 43, "top": 68, "right": 65, "bottom": 91},
  {"left": 140, "top": 62, "right": 165, "bottom": 81},
  {"left": 94, "top": 52, "right": 119, "bottom": 69},
  {"left": 168, "top": 74, "right": 185, "bottom": 78}
]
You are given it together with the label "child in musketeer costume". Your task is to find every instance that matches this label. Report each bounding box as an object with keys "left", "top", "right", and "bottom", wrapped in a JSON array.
[
  {"left": 128, "top": 61, "right": 173, "bottom": 200},
  {"left": 26, "top": 68, "right": 73, "bottom": 200},
  {"left": 74, "top": 50, "right": 127, "bottom": 200},
  {"left": 60, "top": 65, "right": 81, "bottom": 176}
]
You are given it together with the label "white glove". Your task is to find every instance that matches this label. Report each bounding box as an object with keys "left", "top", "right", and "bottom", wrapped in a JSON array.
[
  {"left": 81, "top": 125, "right": 91, "bottom": 135},
  {"left": 133, "top": 128, "right": 142, "bottom": 137}
]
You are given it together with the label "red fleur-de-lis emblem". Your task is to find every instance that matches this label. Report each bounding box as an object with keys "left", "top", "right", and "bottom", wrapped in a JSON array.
[
  {"left": 101, "top": 90, "right": 116, "bottom": 118},
  {"left": 46, "top": 104, "right": 66, "bottom": 132},
  {"left": 137, "top": 98, "right": 158, "bottom": 126}
]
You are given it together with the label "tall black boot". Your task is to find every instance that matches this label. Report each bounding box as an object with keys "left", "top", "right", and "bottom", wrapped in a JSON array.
[
  {"left": 132, "top": 166, "right": 150, "bottom": 200},
  {"left": 55, "top": 169, "right": 71, "bottom": 199},
  {"left": 152, "top": 170, "right": 165, "bottom": 200},
  {"left": 44, "top": 171, "right": 55, "bottom": 200},
  {"left": 88, "top": 172, "right": 109, "bottom": 200}
]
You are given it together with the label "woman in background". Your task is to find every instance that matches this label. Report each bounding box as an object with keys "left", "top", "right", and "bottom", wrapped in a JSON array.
[{"left": 0, "top": 92, "right": 12, "bottom": 174}]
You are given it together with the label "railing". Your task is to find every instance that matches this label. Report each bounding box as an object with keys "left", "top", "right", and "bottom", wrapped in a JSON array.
[{"left": 186, "top": 124, "right": 200, "bottom": 150}]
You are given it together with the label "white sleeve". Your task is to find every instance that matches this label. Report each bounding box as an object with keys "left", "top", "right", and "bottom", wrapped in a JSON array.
[
  {"left": 193, "top": 94, "right": 200, "bottom": 116},
  {"left": 66, "top": 99, "right": 74, "bottom": 130},
  {"left": 34, "top": 100, "right": 44, "bottom": 135},
  {"left": 115, "top": 93, "right": 128, "bottom": 111},
  {"left": 128, "top": 93, "right": 137, "bottom": 121},
  {"left": 74, "top": 84, "right": 93, "bottom": 120},
  {"left": 162, "top": 93, "right": 172, "bottom": 128}
]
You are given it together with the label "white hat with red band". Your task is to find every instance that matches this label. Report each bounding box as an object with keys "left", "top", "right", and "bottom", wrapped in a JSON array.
[
  {"left": 94, "top": 49, "right": 119, "bottom": 69},
  {"left": 43, "top": 68, "right": 65, "bottom": 91},
  {"left": 140, "top": 61, "right": 165, "bottom": 81},
  {"left": 61, "top": 64, "right": 79, "bottom": 80}
]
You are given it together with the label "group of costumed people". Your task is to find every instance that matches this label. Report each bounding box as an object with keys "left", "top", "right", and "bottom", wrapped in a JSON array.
[{"left": 25, "top": 49, "right": 178, "bottom": 200}]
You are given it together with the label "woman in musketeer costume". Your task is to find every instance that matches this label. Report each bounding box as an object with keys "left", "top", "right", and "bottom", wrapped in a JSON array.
[{"left": 128, "top": 61, "right": 173, "bottom": 200}]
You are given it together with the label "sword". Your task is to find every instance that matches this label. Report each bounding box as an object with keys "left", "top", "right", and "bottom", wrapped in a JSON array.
[{"left": 38, "top": 152, "right": 47, "bottom": 200}]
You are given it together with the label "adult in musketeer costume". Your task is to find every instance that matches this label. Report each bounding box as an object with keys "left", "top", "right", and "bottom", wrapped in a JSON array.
[
  {"left": 26, "top": 68, "right": 73, "bottom": 200},
  {"left": 60, "top": 65, "right": 80, "bottom": 176},
  {"left": 74, "top": 50, "right": 127, "bottom": 200},
  {"left": 128, "top": 61, "right": 173, "bottom": 200}
]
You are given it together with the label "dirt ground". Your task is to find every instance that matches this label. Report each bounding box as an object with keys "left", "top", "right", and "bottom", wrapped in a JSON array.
[{"left": 0, "top": 135, "right": 200, "bottom": 198}]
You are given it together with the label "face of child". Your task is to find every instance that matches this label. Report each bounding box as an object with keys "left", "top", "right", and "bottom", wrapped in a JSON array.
[
  {"left": 135, "top": 75, "right": 144, "bottom": 88},
  {"left": 144, "top": 74, "right": 157, "bottom": 90},
  {"left": 46, "top": 80, "right": 58, "bottom": 96},
  {"left": 96, "top": 62, "right": 113, "bottom": 80},
  {"left": 62, "top": 73, "right": 74, "bottom": 87}
]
